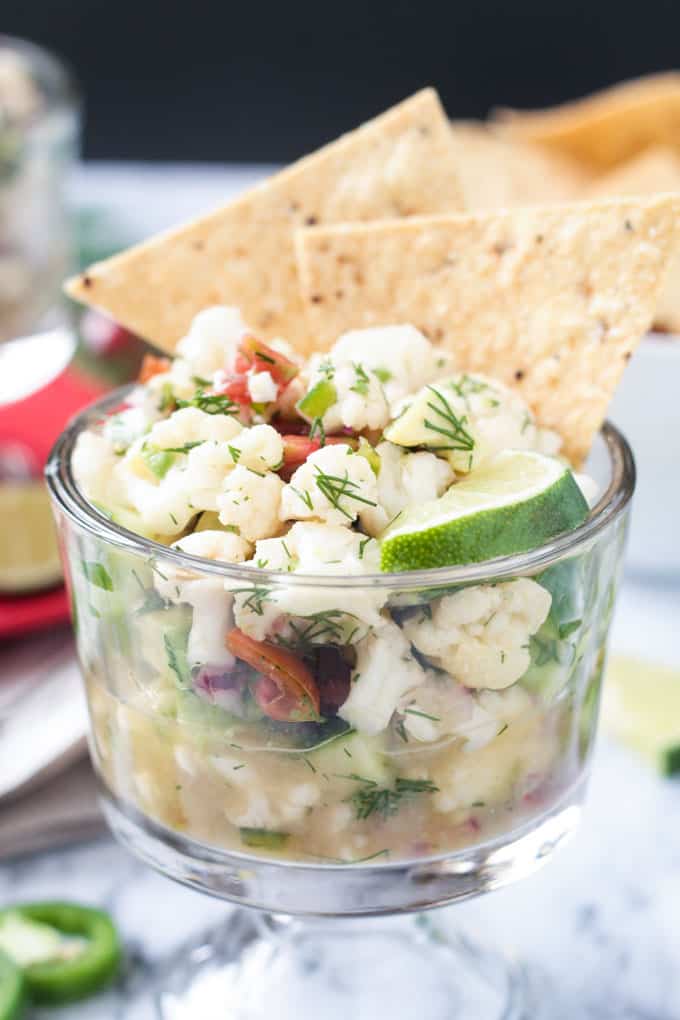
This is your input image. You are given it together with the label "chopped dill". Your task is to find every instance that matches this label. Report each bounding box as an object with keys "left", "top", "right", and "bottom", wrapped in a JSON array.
[{"left": 423, "top": 386, "right": 475, "bottom": 452}]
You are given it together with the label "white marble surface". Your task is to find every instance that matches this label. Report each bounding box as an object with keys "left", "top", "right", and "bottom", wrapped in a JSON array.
[
  {"left": 2, "top": 164, "right": 679, "bottom": 1016},
  {"left": 1, "top": 576, "right": 678, "bottom": 1018}
]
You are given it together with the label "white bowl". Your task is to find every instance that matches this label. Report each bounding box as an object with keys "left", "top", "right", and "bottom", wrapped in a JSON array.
[{"left": 609, "top": 335, "right": 680, "bottom": 577}]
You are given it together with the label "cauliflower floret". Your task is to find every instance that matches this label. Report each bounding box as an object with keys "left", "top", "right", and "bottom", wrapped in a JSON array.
[
  {"left": 210, "top": 754, "right": 321, "bottom": 829},
  {"left": 360, "top": 441, "right": 454, "bottom": 536},
  {"left": 72, "top": 430, "right": 124, "bottom": 508},
  {"left": 231, "top": 522, "right": 385, "bottom": 642},
  {"left": 143, "top": 356, "right": 198, "bottom": 405},
  {"left": 385, "top": 373, "right": 542, "bottom": 474},
  {"left": 175, "top": 306, "right": 248, "bottom": 377},
  {"left": 103, "top": 406, "right": 150, "bottom": 453},
  {"left": 247, "top": 370, "right": 278, "bottom": 403},
  {"left": 338, "top": 622, "right": 427, "bottom": 735},
  {"left": 404, "top": 579, "right": 552, "bottom": 690},
  {"left": 280, "top": 444, "right": 378, "bottom": 526},
  {"left": 147, "top": 406, "right": 242, "bottom": 449},
  {"left": 399, "top": 673, "right": 533, "bottom": 750},
  {"left": 300, "top": 357, "right": 390, "bottom": 433},
  {"left": 217, "top": 466, "right": 284, "bottom": 542},
  {"left": 155, "top": 530, "right": 252, "bottom": 670},
  {"left": 228, "top": 424, "right": 283, "bottom": 472},
  {"left": 172, "top": 529, "right": 253, "bottom": 563},
  {"left": 331, "top": 324, "right": 451, "bottom": 403}
]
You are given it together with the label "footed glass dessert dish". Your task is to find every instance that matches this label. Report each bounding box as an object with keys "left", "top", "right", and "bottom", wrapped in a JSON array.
[{"left": 46, "top": 390, "right": 633, "bottom": 1019}]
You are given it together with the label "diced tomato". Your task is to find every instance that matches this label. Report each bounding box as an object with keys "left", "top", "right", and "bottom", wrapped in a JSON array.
[
  {"left": 138, "top": 353, "right": 171, "bottom": 383},
  {"left": 239, "top": 335, "right": 298, "bottom": 386},
  {"left": 212, "top": 371, "right": 252, "bottom": 405},
  {"left": 279, "top": 434, "right": 353, "bottom": 480},
  {"left": 226, "top": 629, "right": 321, "bottom": 722}
]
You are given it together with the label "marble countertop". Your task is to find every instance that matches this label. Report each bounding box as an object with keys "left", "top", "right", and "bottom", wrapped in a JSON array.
[
  {"left": 2, "top": 164, "right": 679, "bottom": 1017},
  {"left": 2, "top": 576, "right": 678, "bottom": 1019}
]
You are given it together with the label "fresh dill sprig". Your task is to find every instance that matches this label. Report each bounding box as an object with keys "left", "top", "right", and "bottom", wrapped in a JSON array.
[
  {"left": 177, "top": 390, "right": 239, "bottom": 416},
  {"left": 313, "top": 466, "right": 377, "bottom": 519},
  {"left": 291, "top": 486, "right": 314, "bottom": 511},
  {"left": 423, "top": 386, "right": 475, "bottom": 452},
  {"left": 350, "top": 362, "right": 370, "bottom": 396},
  {"left": 231, "top": 586, "right": 274, "bottom": 616},
  {"left": 162, "top": 441, "right": 206, "bottom": 454},
  {"left": 403, "top": 708, "right": 441, "bottom": 722},
  {"left": 350, "top": 777, "right": 439, "bottom": 820},
  {"left": 309, "top": 417, "right": 326, "bottom": 444}
]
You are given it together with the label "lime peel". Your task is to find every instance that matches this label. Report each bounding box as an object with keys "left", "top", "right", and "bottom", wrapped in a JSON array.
[{"left": 379, "top": 450, "right": 588, "bottom": 572}]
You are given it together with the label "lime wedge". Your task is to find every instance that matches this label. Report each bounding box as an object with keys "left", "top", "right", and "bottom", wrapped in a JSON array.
[
  {"left": 0, "top": 480, "right": 62, "bottom": 593},
  {"left": 603, "top": 655, "right": 680, "bottom": 776},
  {"left": 379, "top": 450, "right": 588, "bottom": 572}
]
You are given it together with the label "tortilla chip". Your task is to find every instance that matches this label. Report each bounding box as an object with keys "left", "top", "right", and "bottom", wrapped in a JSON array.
[
  {"left": 449, "top": 121, "right": 587, "bottom": 210},
  {"left": 296, "top": 195, "right": 680, "bottom": 461},
  {"left": 494, "top": 73, "right": 680, "bottom": 172},
  {"left": 66, "top": 89, "right": 463, "bottom": 353}
]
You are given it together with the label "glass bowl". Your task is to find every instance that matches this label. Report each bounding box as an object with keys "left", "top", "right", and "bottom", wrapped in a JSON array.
[
  {"left": 0, "top": 35, "right": 80, "bottom": 342},
  {"left": 46, "top": 387, "right": 634, "bottom": 1019}
]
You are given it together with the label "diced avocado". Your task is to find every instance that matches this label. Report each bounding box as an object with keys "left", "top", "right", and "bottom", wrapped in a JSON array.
[
  {"left": 311, "top": 731, "right": 393, "bottom": 787},
  {"left": 297, "top": 379, "right": 337, "bottom": 420}
]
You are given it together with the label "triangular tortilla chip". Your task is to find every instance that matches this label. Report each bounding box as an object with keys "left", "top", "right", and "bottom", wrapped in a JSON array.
[
  {"left": 449, "top": 121, "right": 587, "bottom": 210},
  {"left": 295, "top": 195, "right": 680, "bottom": 461},
  {"left": 66, "top": 89, "right": 463, "bottom": 352},
  {"left": 493, "top": 73, "right": 680, "bottom": 172},
  {"left": 586, "top": 149, "right": 680, "bottom": 331}
]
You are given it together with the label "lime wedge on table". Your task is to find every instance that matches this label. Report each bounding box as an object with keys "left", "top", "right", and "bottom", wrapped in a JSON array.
[
  {"left": 603, "top": 656, "right": 680, "bottom": 776},
  {"left": 379, "top": 450, "right": 588, "bottom": 572},
  {"left": 0, "top": 481, "right": 62, "bottom": 593}
]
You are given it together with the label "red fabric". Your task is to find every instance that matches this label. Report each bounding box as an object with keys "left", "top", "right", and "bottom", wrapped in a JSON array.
[{"left": 0, "top": 586, "right": 71, "bottom": 639}]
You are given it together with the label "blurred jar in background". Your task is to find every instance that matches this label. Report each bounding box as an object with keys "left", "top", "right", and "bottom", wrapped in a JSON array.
[{"left": 0, "top": 35, "right": 80, "bottom": 342}]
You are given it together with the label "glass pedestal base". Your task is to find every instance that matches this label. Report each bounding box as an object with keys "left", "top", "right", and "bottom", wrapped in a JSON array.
[{"left": 155, "top": 912, "right": 531, "bottom": 1020}]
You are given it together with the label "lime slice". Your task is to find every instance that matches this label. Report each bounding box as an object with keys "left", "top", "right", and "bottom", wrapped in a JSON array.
[
  {"left": 0, "top": 480, "right": 62, "bottom": 593},
  {"left": 379, "top": 450, "right": 588, "bottom": 572},
  {"left": 603, "top": 655, "right": 680, "bottom": 775}
]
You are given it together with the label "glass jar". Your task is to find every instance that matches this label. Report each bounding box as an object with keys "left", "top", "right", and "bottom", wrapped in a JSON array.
[
  {"left": 0, "top": 35, "right": 80, "bottom": 342},
  {"left": 46, "top": 388, "right": 633, "bottom": 913}
]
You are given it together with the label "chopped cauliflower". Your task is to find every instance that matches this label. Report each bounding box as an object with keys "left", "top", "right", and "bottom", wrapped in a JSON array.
[
  {"left": 227, "top": 424, "right": 283, "bottom": 472},
  {"left": 103, "top": 406, "right": 149, "bottom": 453},
  {"left": 175, "top": 305, "right": 248, "bottom": 377},
  {"left": 72, "top": 431, "right": 124, "bottom": 508},
  {"left": 385, "top": 372, "right": 541, "bottom": 473},
  {"left": 147, "top": 406, "right": 242, "bottom": 449},
  {"left": 360, "top": 441, "right": 454, "bottom": 536},
  {"left": 231, "top": 522, "right": 385, "bottom": 642},
  {"left": 331, "top": 324, "right": 451, "bottom": 403},
  {"left": 209, "top": 753, "right": 321, "bottom": 829},
  {"left": 156, "top": 530, "right": 252, "bottom": 670},
  {"left": 404, "top": 579, "right": 552, "bottom": 690},
  {"left": 247, "top": 370, "right": 278, "bottom": 403},
  {"left": 430, "top": 702, "right": 557, "bottom": 814},
  {"left": 216, "top": 466, "right": 284, "bottom": 542},
  {"left": 280, "top": 444, "right": 378, "bottom": 526},
  {"left": 300, "top": 356, "right": 390, "bottom": 433},
  {"left": 399, "top": 675, "right": 533, "bottom": 750},
  {"left": 338, "top": 622, "right": 427, "bottom": 735}
]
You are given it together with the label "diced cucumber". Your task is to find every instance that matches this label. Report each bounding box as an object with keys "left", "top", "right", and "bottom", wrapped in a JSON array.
[
  {"left": 135, "top": 606, "right": 191, "bottom": 684},
  {"left": 311, "top": 731, "right": 393, "bottom": 787},
  {"left": 141, "top": 446, "right": 176, "bottom": 479},
  {"left": 297, "top": 380, "right": 337, "bottom": 420},
  {"left": 239, "top": 828, "right": 289, "bottom": 850}
]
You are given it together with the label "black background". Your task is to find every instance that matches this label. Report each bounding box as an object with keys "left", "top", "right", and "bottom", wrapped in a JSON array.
[{"left": 4, "top": 0, "right": 680, "bottom": 162}]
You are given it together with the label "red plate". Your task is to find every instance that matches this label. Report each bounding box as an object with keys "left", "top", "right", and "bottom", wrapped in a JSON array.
[{"left": 0, "top": 586, "right": 71, "bottom": 640}]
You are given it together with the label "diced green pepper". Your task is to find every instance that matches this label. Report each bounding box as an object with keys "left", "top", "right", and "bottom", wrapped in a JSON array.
[
  {"left": 0, "top": 903, "right": 121, "bottom": 1007},
  {"left": 0, "top": 950, "right": 23, "bottom": 1020}
]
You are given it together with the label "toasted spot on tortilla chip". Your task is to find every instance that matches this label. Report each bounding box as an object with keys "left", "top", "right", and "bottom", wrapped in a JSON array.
[
  {"left": 65, "top": 88, "right": 463, "bottom": 354},
  {"left": 296, "top": 195, "right": 680, "bottom": 461}
]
